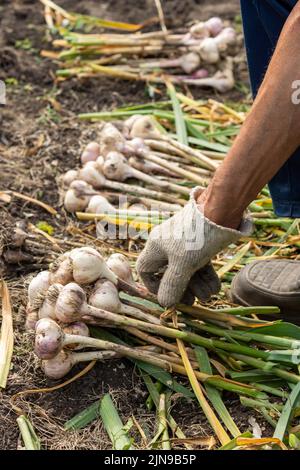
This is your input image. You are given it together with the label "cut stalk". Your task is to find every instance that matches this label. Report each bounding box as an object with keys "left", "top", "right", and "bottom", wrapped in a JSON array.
[
  {"left": 177, "top": 339, "right": 231, "bottom": 446},
  {"left": 100, "top": 394, "right": 134, "bottom": 450}
]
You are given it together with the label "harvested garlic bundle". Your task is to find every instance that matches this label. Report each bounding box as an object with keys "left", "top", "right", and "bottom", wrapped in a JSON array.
[
  {"left": 64, "top": 180, "right": 94, "bottom": 212},
  {"left": 28, "top": 271, "right": 51, "bottom": 306},
  {"left": 81, "top": 142, "right": 100, "bottom": 164}
]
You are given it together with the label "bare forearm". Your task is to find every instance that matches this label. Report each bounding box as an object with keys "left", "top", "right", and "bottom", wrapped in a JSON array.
[{"left": 200, "top": 4, "right": 300, "bottom": 228}]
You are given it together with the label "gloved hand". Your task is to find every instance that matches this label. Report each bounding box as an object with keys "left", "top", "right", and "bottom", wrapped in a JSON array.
[{"left": 137, "top": 187, "right": 252, "bottom": 307}]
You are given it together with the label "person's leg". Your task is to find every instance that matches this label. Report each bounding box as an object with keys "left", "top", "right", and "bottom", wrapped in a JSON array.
[{"left": 240, "top": 0, "right": 300, "bottom": 216}]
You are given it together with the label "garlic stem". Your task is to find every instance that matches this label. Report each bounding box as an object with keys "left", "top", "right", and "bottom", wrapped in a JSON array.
[
  {"left": 136, "top": 150, "right": 208, "bottom": 186},
  {"left": 103, "top": 151, "right": 189, "bottom": 196}
]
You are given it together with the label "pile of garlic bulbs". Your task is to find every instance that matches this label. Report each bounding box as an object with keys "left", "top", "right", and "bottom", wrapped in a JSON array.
[{"left": 27, "top": 247, "right": 159, "bottom": 379}]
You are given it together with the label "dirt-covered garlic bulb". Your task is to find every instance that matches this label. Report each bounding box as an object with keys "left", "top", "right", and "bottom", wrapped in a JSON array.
[{"left": 38, "top": 283, "right": 63, "bottom": 319}]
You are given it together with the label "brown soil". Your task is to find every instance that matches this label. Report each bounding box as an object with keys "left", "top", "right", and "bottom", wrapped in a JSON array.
[{"left": 0, "top": 0, "right": 258, "bottom": 451}]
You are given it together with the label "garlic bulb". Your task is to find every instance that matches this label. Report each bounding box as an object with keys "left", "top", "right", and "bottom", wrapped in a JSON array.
[
  {"left": 89, "top": 278, "right": 160, "bottom": 324},
  {"left": 179, "top": 52, "right": 201, "bottom": 74},
  {"left": 35, "top": 318, "right": 64, "bottom": 359},
  {"left": 50, "top": 252, "right": 73, "bottom": 285},
  {"left": 215, "top": 27, "right": 236, "bottom": 50},
  {"left": 64, "top": 180, "right": 93, "bottom": 213},
  {"left": 89, "top": 279, "right": 120, "bottom": 312},
  {"left": 78, "top": 161, "right": 106, "bottom": 188},
  {"left": 99, "top": 123, "right": 126, "bottom": 156},
  {"left": 63, "top": 321, "right": 90, "bottom": 350},
  {"left": 38, "top": 284, "right": 63, "bottom": 319},
  {"left": 198, "top": 38, "right": 220, "bottom": 64},
  {"left": 86, "top": 195, "right": 115, "bottom": 214},
  {"left": 205, "top": 17, "right": 224, "bottom": 37},
  {"left": 130, "top": 116, "right": 161, "bottom": 140},
  {"left": 28, "top": 271, "right": 51, "bottom": 306},
  {"left": 69, "top": 247, "right": 118, "bottom": 286},
  {"left": 42, "top": 349, "right": 73, "bottom": 379},
  {"left": 62, "top": 169, "right": 78, "bottom": 188},
  {"left": 102, "top": 151, "right": 129, "bottom": 182},
  {"left": 106, "top": 253, "right": 135, "bottom": 285},
  {"left": 190, "top": 22, "right": 210, "bottom": 39},
  {"left": 42, "top": 349, "right": 117, "bottom": 379},
  {"left": 81, "top": 142, "right": 100, "bottom": 164}
]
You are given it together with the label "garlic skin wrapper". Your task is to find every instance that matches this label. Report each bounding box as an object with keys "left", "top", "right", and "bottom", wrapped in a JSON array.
[
  {"left": 28, "top": 270, "right": 51, "bottom": 306},
  {"left": 63, "top": 321, "right": 90, "bottom": 350},
  {"left": 35, "top": 318, "right": 64, "bottom": 360},
  {"left": 69, "top": 247, "right": 118, "bottom": 286},
  {"left": 86, "top": 195, "right": 115, "bottom": 214},
  {"left": 25, "top": 302, "right": 38, "bottom": 331},
  {"left": 38, "top": 283, "right": 63, "bottom": 319},
  {"left": 106, "top": 253, "right": 135, "bottom": 286},
  {"left": 81, "top": 142, "right": 100, "bottom": 164},
  {"left": 50, "top": 252, "right": 74, "bottom": 285}
]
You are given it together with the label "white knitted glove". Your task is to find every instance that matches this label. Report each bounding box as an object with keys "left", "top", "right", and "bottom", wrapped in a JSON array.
[{"left": 137, "top": 187, "right": 252, "bottom": 307}]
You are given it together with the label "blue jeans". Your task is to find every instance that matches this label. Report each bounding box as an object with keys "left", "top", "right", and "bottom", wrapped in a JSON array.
[{"left": 240, "top": 0, "right": 300, "bottom": 216}]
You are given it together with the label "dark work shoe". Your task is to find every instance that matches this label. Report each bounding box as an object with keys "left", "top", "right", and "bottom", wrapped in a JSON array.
[{"left": 230, "top": 259, "right": 300, "bottom": 321}]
